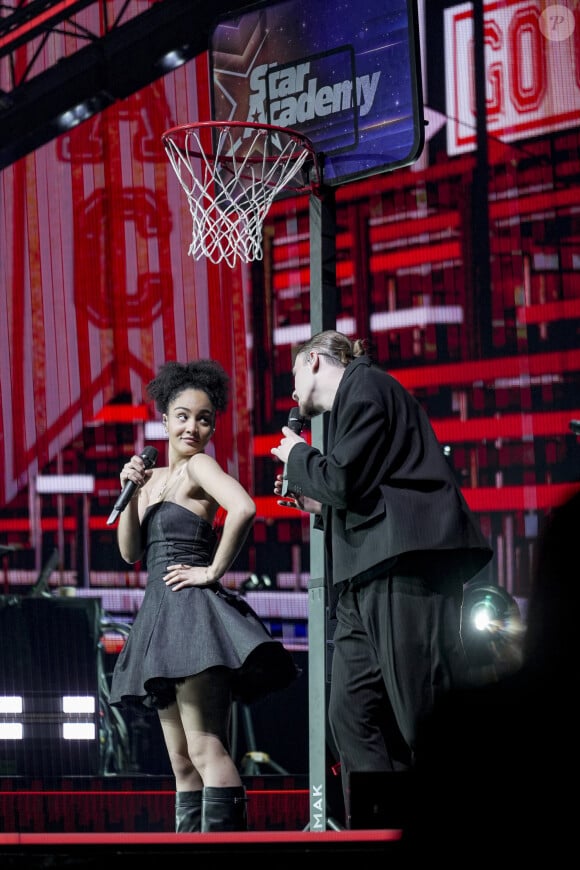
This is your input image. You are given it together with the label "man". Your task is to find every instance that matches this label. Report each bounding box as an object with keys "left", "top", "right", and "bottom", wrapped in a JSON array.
[{"left": 271, "top": 330, "right": 493, "bottom": 826}]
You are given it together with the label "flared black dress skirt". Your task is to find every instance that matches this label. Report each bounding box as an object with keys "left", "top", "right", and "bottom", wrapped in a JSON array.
[{"left": 109, "top": 501, "right": 299, "bottom": 709}]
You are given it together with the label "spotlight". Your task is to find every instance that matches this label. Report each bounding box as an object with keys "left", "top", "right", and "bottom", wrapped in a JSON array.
[
  {"left": 462, "top": 583, "right": 524, "bottom": 681},
  {"left": 240, "top": 574, "right": 275, "bottom": 593},
  {"left": 0, "top": 598, "right": 102, "bottom": 774},
  {"left": 471, "top": 593, "right": 503, "bottom": 631},
  {"left": 156, "top": 46, "right": 191, "bottom": 73},
  {"left": 464, "top": 584, "right": 520, "bottom": 632},
  {"left": 55, "top": 96, "right": 106, "bottom": 132}
]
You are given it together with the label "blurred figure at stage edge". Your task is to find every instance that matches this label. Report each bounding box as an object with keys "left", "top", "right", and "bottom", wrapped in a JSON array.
[
  {"left": 271, "top": 330, "right": 493, "bottom": 826},
  {"left": 405, "top": 487, "right": 580, "bottom": 861},
  {"left": 109, "top": 359, "right": 299, "bottom": 832}
]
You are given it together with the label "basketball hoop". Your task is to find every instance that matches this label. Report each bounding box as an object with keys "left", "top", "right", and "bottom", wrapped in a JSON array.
[{"left": 162, "top": 121, "right": 321, "bottom": 268}]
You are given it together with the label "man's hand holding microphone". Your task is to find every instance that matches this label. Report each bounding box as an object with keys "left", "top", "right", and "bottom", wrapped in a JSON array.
[{"left": 271, "top": 408, "right": 321, "bottom": 514}]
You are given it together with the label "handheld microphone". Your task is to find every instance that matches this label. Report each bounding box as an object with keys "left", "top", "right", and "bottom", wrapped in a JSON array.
[
  {"left": 287, "top": 406, "right": 305, "bottom": 435},
  {"left": 281, "top": 408, "right": 305, "bottom": 496},
  {"left": 107, "top": 446, "right": 158, "bottom": 526}
]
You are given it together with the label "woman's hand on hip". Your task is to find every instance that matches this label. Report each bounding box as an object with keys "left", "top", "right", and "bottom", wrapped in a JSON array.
[{"left": 164, "top": 564, "right": 213, "bottom": 590}]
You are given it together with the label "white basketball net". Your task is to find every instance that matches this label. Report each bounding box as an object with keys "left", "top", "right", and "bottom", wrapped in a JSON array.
[{"left": 163, "top": 123, "right": 318, "bottom": 269}]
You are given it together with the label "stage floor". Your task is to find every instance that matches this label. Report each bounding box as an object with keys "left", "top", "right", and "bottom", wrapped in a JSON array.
[
  {"left": 0, "top": 774, "right": 314, "bottom": 833},
  {"left": 0, "top": 830, "right": 405, "bottom": 868},
  {"left": 0, "top": 775, "right": 406, "bottom": 866}
]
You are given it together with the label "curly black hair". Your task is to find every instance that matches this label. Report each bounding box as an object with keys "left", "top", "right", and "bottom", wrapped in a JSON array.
[{"left": 146, "top": 360, "right": 229, "bottom": 415}]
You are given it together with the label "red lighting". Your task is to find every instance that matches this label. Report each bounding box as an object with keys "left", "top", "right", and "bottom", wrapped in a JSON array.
[{"left": 92, "top": 405, "right": 150, "bottom": 423}]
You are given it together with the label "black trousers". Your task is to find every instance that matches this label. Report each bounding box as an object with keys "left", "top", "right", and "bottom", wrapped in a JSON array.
[{"left": 327, "top": 570, "right": 468, "bottom": 820}]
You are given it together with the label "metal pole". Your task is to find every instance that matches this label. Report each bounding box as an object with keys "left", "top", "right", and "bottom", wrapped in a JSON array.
[{"left": 307, "top": 186, "right": 339, "bottom": 830}]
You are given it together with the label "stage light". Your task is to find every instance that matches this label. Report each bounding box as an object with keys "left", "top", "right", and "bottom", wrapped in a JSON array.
[
  {"left": 35, "top": 475, "right": 95, "bottom": 494},
  {"left": 156, "top": 46, "right": 191, "bottom": 72},
  {"left": 63, "top": 723, "right": 96, "bottom": 740},
  {"left": 55, "top": 95, "right": 108, "bottom": 132},
  {"left": 0, "top": 723, "right": 22, "bottom": 739},
  {"left": 0, "top": 691, "right": 99, "bottom": 756},
  {"left": 0, "top": 599, "right": 102, "bottom": 774},
  {"left": 462, "top": 582, "right": 525, "bottom": 681},
  {"left": 0, "top": 696, "right": 23, "bottom": 740},
  {"left": 144, "top": 421, "right": 168, "bottom": 440},
  {"left": 240, "top": 574, "right": 276, "bottom": 592},
  {"left": 471, "top": 594, "right": 502, "bottom": 631},
  {"left": 464, "top": 584, "right": 520, "bottom": 632},
  {"left": 0, "top": 696, "right": 22, "bottom": 713},
  {"left": 62, "top": 696, "right": 96, "bottom": 714}
]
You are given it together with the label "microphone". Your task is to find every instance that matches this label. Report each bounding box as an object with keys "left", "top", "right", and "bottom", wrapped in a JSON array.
[
  {"left": 281, "top": 407, "right": 305, "bottom": 497},
  {"left": 107, "top": 446, "right": 158, "bottom": 526},
  {"left": 287, "top": 406, "right": 305, "bottom": 435}
]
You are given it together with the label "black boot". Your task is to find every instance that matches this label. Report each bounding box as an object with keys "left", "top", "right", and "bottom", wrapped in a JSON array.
[
  {"left": 201, "top": 786, "right": 248, "bottom": 832},
  {"left": 175, "top": 790, "right": 202, "bottom": 832}
]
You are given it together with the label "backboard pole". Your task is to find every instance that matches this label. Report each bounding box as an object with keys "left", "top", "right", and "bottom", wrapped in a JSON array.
[{"left": 307, "top": 185, "right": 340, "bottom": 831}]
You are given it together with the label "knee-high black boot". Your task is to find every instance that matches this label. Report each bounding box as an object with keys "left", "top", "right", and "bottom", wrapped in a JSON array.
[
  {"left": 201, "top": 786, "right": 248, "bottom": 832},
  {"left": 175, "top": 790, "right": 202, "bottom": 832}
]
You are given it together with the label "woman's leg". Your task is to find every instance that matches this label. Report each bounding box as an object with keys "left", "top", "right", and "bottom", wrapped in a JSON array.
[
  {"left": 158, "top": 700, "right": 203, "bottom": 832},
  {"left": 158, "top": 668, "right": 245, "bottom": 831},
  {"left": 176, "top": 668, "right": 242, "bottom": 787},
  {"left": 158, "top": 701, "right": 204, "bottom": 791},
  {"left": 173, "top": 668, "right": 247, "bottom": 832}
]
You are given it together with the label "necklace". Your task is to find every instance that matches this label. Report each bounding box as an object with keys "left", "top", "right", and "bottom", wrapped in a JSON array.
[{"left": 155, "top": 464, "right": 186, "bottom": 501}]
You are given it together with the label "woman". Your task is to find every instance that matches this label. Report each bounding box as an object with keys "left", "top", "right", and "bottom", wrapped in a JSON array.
[{"left": 109, "top": 359, "right": 299, "bottom": 832}]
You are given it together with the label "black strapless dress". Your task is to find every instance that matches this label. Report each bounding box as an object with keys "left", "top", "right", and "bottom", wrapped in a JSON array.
[{"left": 109, "top": 501, "right": 299, "bottom": 709}]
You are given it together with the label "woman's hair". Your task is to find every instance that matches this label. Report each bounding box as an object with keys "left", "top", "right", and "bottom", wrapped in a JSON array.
[
  {"left": 146, "top": 360, "right": 229, "bottom": 414},
  {"left": 293, "top": 330, "right": 370, "bottom": 367}
]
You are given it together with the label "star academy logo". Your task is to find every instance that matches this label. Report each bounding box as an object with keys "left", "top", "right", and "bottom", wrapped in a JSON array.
[
  {"left": 213, "top": 40, "right": 381, "bottom": 157},
  {"left": 247, "top": 60, "right": 381, "bottom": 127}
]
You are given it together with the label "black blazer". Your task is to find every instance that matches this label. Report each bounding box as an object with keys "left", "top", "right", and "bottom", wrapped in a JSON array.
[{"left": 286, "top": 355, "right": 493, "bottom": 587}]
